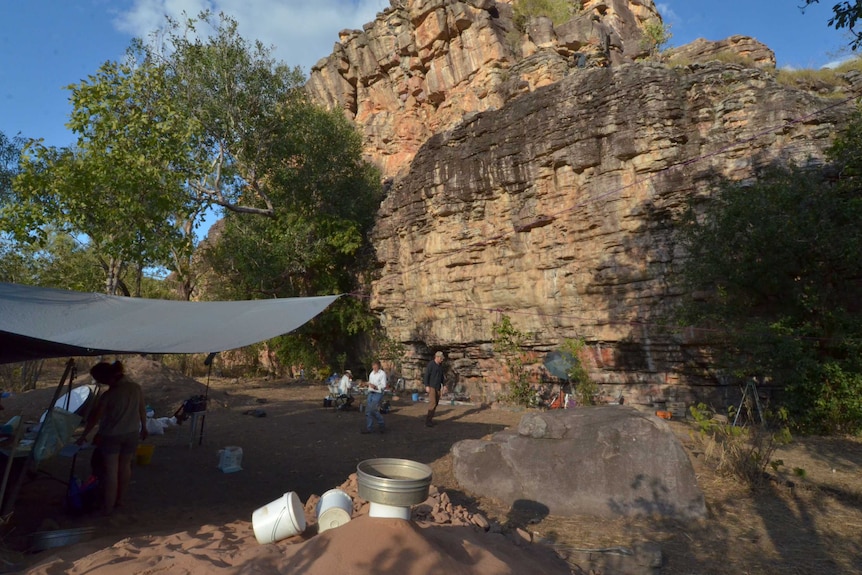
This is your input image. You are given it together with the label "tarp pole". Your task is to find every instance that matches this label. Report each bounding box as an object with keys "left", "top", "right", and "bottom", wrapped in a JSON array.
[{"left": 198, "top": 353, "right": 216, "bottom": 447}]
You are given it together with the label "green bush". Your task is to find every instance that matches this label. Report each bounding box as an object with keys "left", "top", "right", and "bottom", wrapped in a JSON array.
[
  {"left": 560, "top": 338, "right": 596, "bottom": 405},
  {"left": 784, "top": 360, "right": 862, "bottom": 434},
  {"left": 676, "top": 108, "right": 862, "bottom": 435},
  {"left": 640, "top": 20, "right": 672, "bottom": 60}
]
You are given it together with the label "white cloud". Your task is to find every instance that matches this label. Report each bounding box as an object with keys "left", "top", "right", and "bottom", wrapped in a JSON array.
[
  {"left": 114, "top": 0, "right": 388, "bottom": 73},
  {"left": 823, "top": 55, "right": 857, "bottom": 69},
  {"left": 656, "top": 2, "right": 680, "bottom": 25}
]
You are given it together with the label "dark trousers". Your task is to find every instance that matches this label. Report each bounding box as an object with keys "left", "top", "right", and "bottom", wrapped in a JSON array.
[{"left": 426, "top": 386, "right": 441, "bottom": 424}]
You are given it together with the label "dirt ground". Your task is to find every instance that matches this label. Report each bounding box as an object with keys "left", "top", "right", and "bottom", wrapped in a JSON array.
[{"left": 1, "top": 357, "right": 861, "bottom": 574}]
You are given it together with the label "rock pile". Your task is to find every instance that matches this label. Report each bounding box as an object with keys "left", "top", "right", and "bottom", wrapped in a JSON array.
[{"left": 306, "top": 473, "right": 504, "bottom": 535}]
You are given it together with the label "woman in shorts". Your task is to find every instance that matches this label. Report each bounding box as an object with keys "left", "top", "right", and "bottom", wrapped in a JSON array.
[{"left": 78, "top": 360, "right": 148, "bottom": 515}]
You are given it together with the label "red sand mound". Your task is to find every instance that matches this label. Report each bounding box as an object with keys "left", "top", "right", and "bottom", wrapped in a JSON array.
[{"left": 25, "top": 515, "right": 570, "bottom": 575}]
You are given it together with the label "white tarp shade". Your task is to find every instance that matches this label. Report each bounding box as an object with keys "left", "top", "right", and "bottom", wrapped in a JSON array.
[{"left": 0, "top": 282, "right": 340, "bottom": 364}]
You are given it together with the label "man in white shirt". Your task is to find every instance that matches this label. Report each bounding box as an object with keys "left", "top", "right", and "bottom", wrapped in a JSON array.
[
  {"left": 362, "top": 361, "right": 387, "bottom": 434},
  {"left": 338, "top": 370, "right": 353, "bottom": 396}
]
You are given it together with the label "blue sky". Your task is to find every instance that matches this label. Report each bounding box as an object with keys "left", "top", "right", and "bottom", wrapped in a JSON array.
[{"left": 0, "top": 0, "right": 854, "bottom": 149}]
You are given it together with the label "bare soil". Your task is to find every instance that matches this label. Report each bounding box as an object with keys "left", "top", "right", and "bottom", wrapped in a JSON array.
[{"left": 1, "top": 357, "right": 860, "bottom": 574}]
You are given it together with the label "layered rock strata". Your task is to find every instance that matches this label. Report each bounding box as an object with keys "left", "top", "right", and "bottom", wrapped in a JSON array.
[
  {"left": 368, "top": 60, "right": 853, "bottom": 401},
  {"left": 307, "top": 0, "right": 664, "bottom": 178},
  {"left": 304, "top": 1, "right": 854, "bottom": 402}
]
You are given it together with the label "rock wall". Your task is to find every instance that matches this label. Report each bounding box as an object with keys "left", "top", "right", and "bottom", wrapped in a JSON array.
[
  {"left": 367, "top": 60, "right": 854, "bottom": 402},
  {"left": 305, "top": 1, "right": 856, "bottom": 402},
  {"left": 306, "top": 0, "right": 663, "bottom": 179}
]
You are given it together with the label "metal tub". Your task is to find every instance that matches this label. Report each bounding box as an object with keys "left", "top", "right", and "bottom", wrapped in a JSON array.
[{"left": 356, "top": 458, "right": 432, "bottom": 507}]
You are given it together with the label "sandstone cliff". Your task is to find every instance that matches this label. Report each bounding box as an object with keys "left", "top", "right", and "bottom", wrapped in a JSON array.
[
  {"left": 368, "top": 60, "right": 853, "bottom": 402},
  {"left": 305, "top": 1, "right": 857, "bottom": 402},
  {"left": 307, "top": 0, "right": 663, "bottom": 179}
]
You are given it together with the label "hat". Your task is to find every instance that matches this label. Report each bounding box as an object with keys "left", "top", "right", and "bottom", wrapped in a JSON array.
[
  {"left": 345, "top": 370, "right": 352, "bottom": 375},
  {"left": 435, "top": 351, "right": 444, "bottom": 358}
]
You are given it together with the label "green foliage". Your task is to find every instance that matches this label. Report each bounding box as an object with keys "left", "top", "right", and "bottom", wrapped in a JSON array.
[
  {"left": 0, "top": 230, "right": 104, "bottom": 292},
  {"left": 492, "top": 314, "right": 533, "bottom": 406},
  {"left": 803, "top": 1, "right": 862, "bottom": 50},
  {"left": 689, "top": 403, "right": 792, "bottom": 485},
  {"left": 513, "top": 0, "right": 579, "bottom": 31},
  {"left": 373, "top": 333, "right": 407, "bottom": 376},
  {"left": 784, "top": 359, "right": 862, "bottom": 434},
  {"left": 2, "top": 11, "right": 381, "bottom": 372},
  {"left": 3, "top": 52, "right": 199, "bottom": 294},
  {"left": 0, "top": 131, "right": 25, "bottom": 207},
  {"left": 198, "top": 100, "right": 382, "bottom": 368},
  {"left": 560, "top": 337, "right": 596, "bottom": 405},
  {"left": 667, "top": 51, "right": 762, "bottom": 70},
  {"left": 677, "top": 111, "right": 862, "bottom": 433},
  {"left": 640, "top": 20, "right": 673, "bottom": 59},
  {"left": 141, "top": 11, "right": 307, "bottom": 219}
]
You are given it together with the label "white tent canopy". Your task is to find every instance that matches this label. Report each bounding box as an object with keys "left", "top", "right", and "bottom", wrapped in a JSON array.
[{"left": 0, "top": 282, "right": 341, "bottom": 364}]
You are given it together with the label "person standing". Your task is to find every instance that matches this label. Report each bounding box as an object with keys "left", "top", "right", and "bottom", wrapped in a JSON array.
[
  {"left": 423, "top": 351, "right": 447, "bottom": 427},
  {"left": 362, "top": 361, "right": 387, "bottom": 434},
  {"left": 77, "top": 360, "right": 147, "bottom": 515}
]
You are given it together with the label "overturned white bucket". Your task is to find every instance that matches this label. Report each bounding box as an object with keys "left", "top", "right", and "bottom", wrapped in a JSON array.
[
  {"left": 368, "top": 501, "right": 411, "bottom": 520},
  {"left": 252, "top": 491, "right": 306, "bottom": 544},
  {"left": 316, "top": 489, "right": 353, "bottom": 533}
]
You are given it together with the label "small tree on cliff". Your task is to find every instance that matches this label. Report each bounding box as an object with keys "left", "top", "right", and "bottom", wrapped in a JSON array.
[
  {"left": 641, "top": 20, "right": 673, "bottom": 61},
  {"left": 676, "top": 109, "right": 862, "bottom": 434}
]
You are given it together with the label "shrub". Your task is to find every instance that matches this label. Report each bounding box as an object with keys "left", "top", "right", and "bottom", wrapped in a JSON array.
[
  {"left": 774, "top": 67, "right": 844, "bottom": 91},
  {"left": 0, "top": 360, "right": 43, "bottom": 392},
  {"left": 560, "top": 338, "right": 596, "bottom": 405},
  {"left": 492, "top": 314, "right": 533, "bottom": 406},
  {"left": 784, "top": 360, "right": 862, "bottom": 434},
  {"left": 689, "top": 403, "right": 792, "bottom": 485},
  {"left": 513, "top": 0, "right": 580, "bottom": 31},
  {"left": 640, "top": 20, "right": 672, "bottom": 60}
]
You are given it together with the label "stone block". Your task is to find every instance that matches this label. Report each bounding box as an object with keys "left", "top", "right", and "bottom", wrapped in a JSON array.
[{"left": 453, "top": 407, "right": 707, "bottom": 520}]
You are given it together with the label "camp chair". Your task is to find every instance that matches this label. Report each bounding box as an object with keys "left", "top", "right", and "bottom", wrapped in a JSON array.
[{"left": 327, "top": 382, "right": 355, "bottom": 411}]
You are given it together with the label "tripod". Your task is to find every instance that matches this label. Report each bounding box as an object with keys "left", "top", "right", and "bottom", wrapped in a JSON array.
[{"left": 732, "top": 378, "right": 765, "bottom": 427}]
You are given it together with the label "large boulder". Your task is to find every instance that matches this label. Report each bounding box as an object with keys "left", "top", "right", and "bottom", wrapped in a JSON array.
[{"left": 451, "top": 406, "right": 706, "bottom": 520}]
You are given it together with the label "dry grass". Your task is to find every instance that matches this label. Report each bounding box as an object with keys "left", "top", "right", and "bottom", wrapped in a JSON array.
[{"left": 667, "top": 50, "right": 757, "bottom": 69}]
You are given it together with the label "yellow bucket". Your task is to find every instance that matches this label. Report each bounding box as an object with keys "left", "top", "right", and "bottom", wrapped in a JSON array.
[{"left": 136, "top": 443, "right": 155, "bottom": 465}]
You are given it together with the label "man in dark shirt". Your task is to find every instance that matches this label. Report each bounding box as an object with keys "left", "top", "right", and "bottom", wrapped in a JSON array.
[{"left": 422, "top": 351, "right": 446, "bottom": 427}]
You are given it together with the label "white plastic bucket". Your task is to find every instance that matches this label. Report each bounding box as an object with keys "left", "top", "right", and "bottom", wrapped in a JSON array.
[
  {"left": 316, "top": 489, "right": 353, "bottom": 533},
  {"left": 368, "top": 501, "right": 411, "bottom": 520},
  {"left": 252, "top": 491, "right": 306, "bottom": 544},
  {"left": 218, "top": 446, "right": 243, "bottom": 473}
]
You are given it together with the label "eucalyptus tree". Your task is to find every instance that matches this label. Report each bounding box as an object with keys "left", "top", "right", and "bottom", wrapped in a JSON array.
[
  {"left": 6, "top": 56, "right": 197, "bottom": 295},
  {"left": 144, "top": 12, "right": 382, "bottom": 367},
  {"left": 3, "top": 12, "right": 381, "bottom": 368},
  {"left": 0, "top": 131, "right": 24, "bottom": 206}
]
